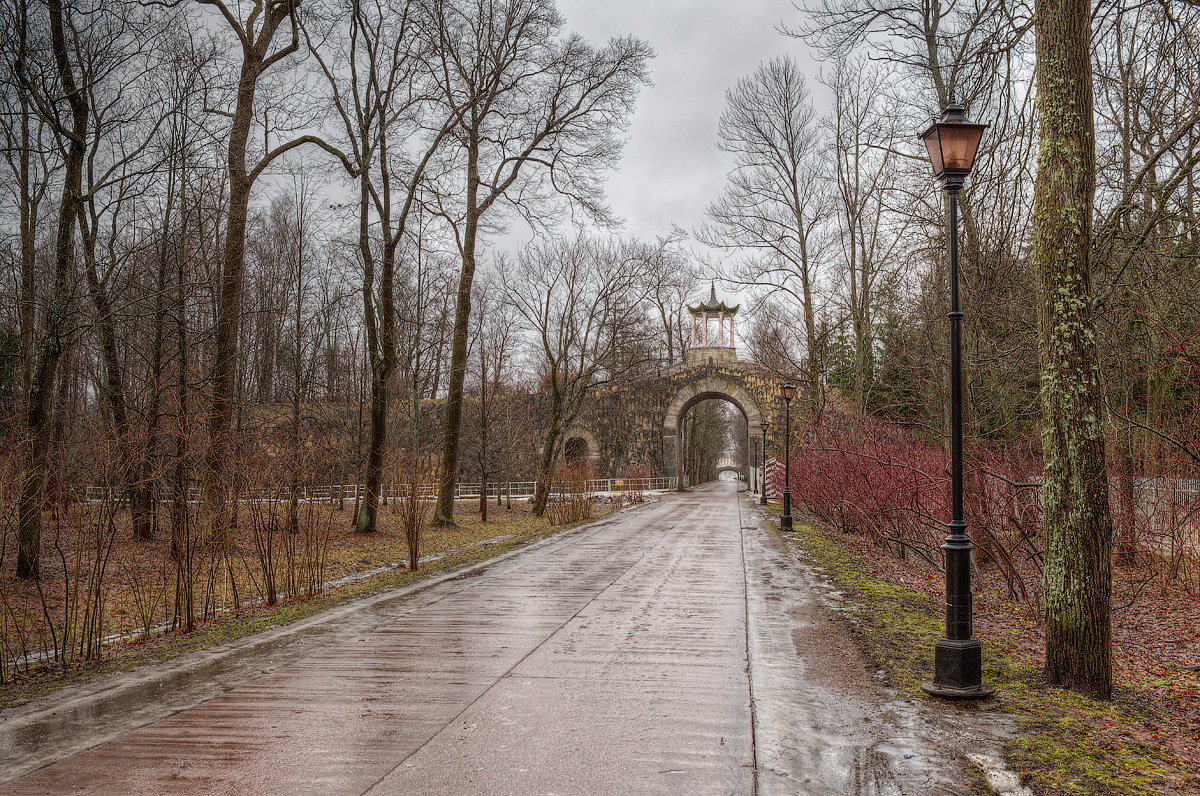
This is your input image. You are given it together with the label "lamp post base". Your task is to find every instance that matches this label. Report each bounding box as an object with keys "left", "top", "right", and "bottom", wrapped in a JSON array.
[{"left": 922, "top": 639, "right": 994, "bottom": 699}]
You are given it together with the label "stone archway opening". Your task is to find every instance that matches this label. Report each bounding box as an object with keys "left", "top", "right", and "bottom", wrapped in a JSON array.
[
  {"left": 564, "top": 436, "right": 589, "bottom": 465},
  {"left": 674, "top": 397, "right": 749, "bottom": 488},
  {"left": 663, "top": 379, "right": 762, "bottom": 489},
  {"left": 560, "top": 425, "right": 602, "bottom": 473}
]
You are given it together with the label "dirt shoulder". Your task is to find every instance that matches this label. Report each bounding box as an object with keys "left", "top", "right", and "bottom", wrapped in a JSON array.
[
  {"left": 765, "top": 503, "right": 1199, "bottom": 795},
  {"left": 742, "top": 500, "right": 1008, "bottom": 795}
]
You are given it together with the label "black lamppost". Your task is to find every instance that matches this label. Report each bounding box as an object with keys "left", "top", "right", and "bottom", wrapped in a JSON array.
[
  {"left": 919, "top": 97, "right": 993, "bottom": 700},
  {"left": 759, "top": 421, "right": 769, "bottom": 505},
  {"left": 780, "top": 382, "right": 795, "bottom": 532}
]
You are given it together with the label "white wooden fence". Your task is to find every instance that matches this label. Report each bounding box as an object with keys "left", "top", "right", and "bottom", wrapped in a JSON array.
[{"left": 84, "top": 477, "right": 678, "bottom": 505}]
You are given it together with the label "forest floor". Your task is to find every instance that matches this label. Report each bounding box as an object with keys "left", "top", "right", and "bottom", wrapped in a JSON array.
[
  {"left": 0, "top": 496, "right": 630, "bottom": 708},
  {"left": 774, "top": 502, "right": 1200, "bottom": 795}
]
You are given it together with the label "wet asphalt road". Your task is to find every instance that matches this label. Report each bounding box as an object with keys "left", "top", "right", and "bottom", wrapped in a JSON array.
[{"left": 1, "top": 483, "right": 1006, "bottom": 795}]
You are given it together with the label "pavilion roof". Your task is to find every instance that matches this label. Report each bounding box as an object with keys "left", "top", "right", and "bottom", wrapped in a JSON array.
[{"left": 687, "top": 282, "right": 739, "bottom": 315}]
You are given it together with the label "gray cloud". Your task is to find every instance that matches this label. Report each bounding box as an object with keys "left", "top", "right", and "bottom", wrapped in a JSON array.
[{"left": 556, "top": 0, "right": 821, "bottom": 239}]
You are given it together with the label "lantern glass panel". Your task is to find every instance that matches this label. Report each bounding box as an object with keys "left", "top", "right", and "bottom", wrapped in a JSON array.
[
  {"left": 941, "top": 126, "right": 984, "bottom": 172},
  {"left": 922, "top": 128, "right": 944, "bottom": 175}
]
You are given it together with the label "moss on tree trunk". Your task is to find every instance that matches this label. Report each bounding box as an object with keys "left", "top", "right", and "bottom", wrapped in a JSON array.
[{"left": 1033, "top": 0, "right": 1114, "bottom": 699}]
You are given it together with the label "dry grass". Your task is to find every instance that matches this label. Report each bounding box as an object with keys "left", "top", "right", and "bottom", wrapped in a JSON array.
[{"left": 0, "top": 497, "right": 612, "bottom": 689}]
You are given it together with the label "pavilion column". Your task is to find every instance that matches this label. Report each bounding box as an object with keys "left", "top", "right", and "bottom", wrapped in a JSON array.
[
  {"left": 730, "top": 316, "right": 735, "bottom": 347},
  {"left": 702, "top": 314, "right": 708, "bottom": 346}
]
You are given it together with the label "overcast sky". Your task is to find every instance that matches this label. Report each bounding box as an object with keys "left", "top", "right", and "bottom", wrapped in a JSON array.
[{"left": 553, "top": 0, "right": 824, "bottom": 242}]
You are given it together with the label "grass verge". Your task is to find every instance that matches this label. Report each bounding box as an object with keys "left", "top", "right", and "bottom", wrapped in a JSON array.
[{"left": 772, "top": 513, "right": 1190, "bottom": 795}]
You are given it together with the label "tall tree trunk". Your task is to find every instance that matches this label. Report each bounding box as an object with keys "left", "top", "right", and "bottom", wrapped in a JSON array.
[
  {"left": 288, "top": 367, "right": 301, "bottom": 536},
  {"left": 800, "top": 269, "right": 821, "bottom": 426},
  {"left": 79, "top": 213, "right": 149, "bottom": 538},
  {"left": 532, "top": 382, "right": 567, "bottom": 516},
  {"left": 478, "top": 345, "right": 488, "bottom": 522},
  {"left": 792, "top": 210, "right": 822, "bottom": 427},
  {"left": 358, "top": 360, "right": 389, "bottom": 532},
  {"left": 434, "top": 138, "right": 480, "bottom": 526},
  {"left": 18, "top": 80, "right": 35, "bottom": 400},
  {"left": 203, "top": 0, "right": 299, "bottom": 540},
  {"left": 16, "top": 0, "right": 87, "bottom": 579},
  {"left": 355, "top": 170, "right": 400, "bottom": 533},
  {"left": 1114, "top": 420, "right": 1137, "bottom": 565},
  {"left": 140, "top": 232, "right": 171, "bottom": 542},
  {"left": 206, "top": 158, "right": 250, "bottom": 542},
  {"left": 1033, "top": 0, "right": 1113, "bottom": 699},
  {"left": 171, "top": 212, "right": 193, "bottom": 631},
  {"left": 532, "top": 425, "right": 560, "bottom": 517}
]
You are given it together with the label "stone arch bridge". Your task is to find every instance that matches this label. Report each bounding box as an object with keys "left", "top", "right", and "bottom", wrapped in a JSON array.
[
  {"left": 563, "top": 287, "right": 799, "bottom": 487},
  {"left": 563, "top": 358, "right": 794, "bottom": 486}
]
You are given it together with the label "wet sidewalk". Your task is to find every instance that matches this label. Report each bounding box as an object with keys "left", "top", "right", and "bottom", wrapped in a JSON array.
[{"left": 1, "top": 483, "right": 1008, "bottom": 794}]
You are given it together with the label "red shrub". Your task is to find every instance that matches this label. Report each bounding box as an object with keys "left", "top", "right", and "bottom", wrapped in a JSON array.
[{"left": 769, "top": 417, "right": 1045, "bottom": 614}]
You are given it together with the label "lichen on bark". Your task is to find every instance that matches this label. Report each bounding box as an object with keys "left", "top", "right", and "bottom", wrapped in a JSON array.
[{"left": 1032, "top": 0, "right": 1114, "bottom": 699}]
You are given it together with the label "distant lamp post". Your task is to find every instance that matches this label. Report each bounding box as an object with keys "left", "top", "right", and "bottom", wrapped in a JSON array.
[
  {"left": 759, "top": 421, "right": 769, "bottom": 505},
  {"left": 780, "top": 382, "right": 795, "bottom": 532},
  {"left": 919, "top": 97, "right": 993, "bottom": 700},
  {"left": 751, "top": 438, "right": 759, "bottom": 494}
]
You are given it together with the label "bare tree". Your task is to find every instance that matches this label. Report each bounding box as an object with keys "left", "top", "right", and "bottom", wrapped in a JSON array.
[
  {"left": 0, "top": 0, "right": 59, "bottom": 407},
  {"left": 1092, "top": 6, "right": 1200, "bottom": 564},
  {"left": 303, "top": 0, "right": 465, "bottom": 532},
  {"left": 154, "top": 35, "right": 223, "bottom": 631},
  {"left": 468, "top": 275, "right": 518, "bottom": 521},
  {"left": 13, "top": 0, "right": 90, "bottom": 579},
  {"left": 423, "top": 0, "right": 651, "bottom": 525},
  {"left": 246, "top": 177, "right": 326, "bottom": 534},
  {"left": 198, "top": 0, "right": 347, "bottom": 541},
  {"left": 790, "top": 0, "right": 1029, "bottom": 113},
  {"left": 643, "top": 233, "right": 696, "bottom": 369},
  {"left": 824, "top": 57, "right": 910, "bottom": 412},
  {"left": 500, "top": 235, "right": 653, "bottom": 515},
  {"left": 742, "top": 295, "right": 809, "bottom": 376},
  {"left": 73, "top": 6, "right": 181, "bottom": 540},
  {"left": 699, "top": 55, "right": 828, "bottom": 422},
  {"left": 790, "top": 0, "right": 1040, "bottom": 438}
]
